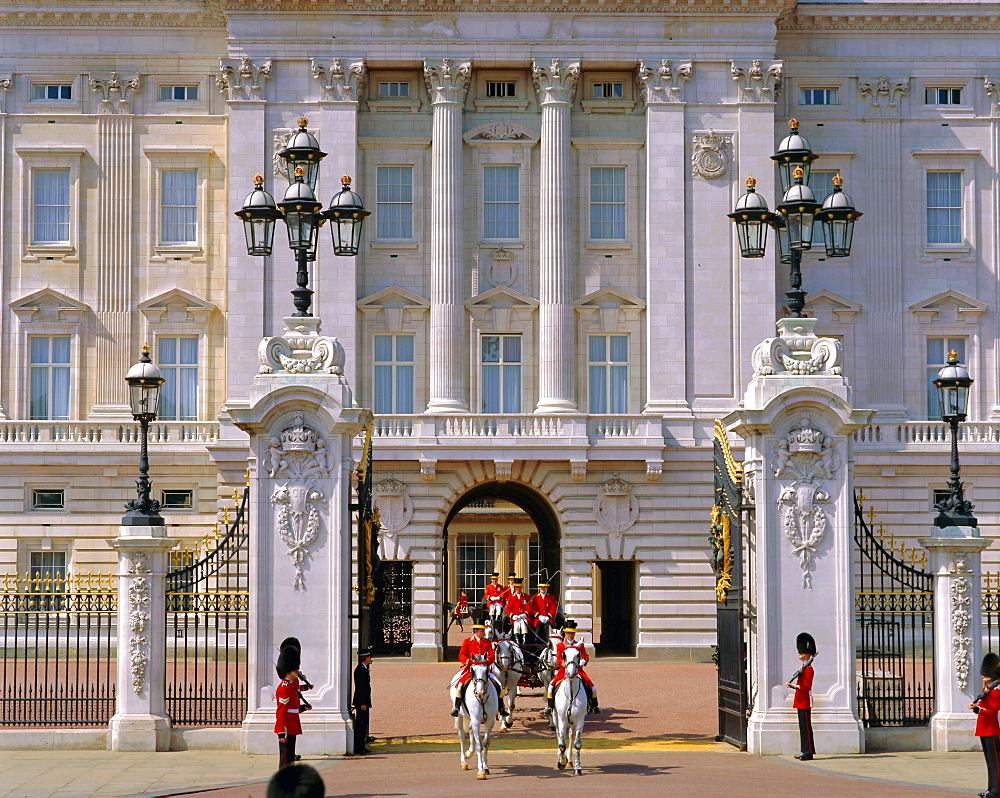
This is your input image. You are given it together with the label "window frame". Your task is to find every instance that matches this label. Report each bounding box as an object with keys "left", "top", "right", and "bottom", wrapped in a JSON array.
[
  {"left": 158, "top": 168, "right": 199, "bottom": 246},
  {"left": 925, "top": 169, "right": 964, "bottom": 248},
  {"left": 800, "top": 87, "right": 839, "bottom": 106},
  {"left": 144, "top": 147, "right": 214, "bottom": 260},
  {"left": 479, "top": 333, "right": 523, "bottom": 414},
  {"left": 588, "top": 165, "right": 627, "bottom": 242},
  {"left": 30, "top": 168, "right": 72, "bottom": 246},
  {"left": 925, "top": 336, "right": 969, "bottom": 420},
  {"left": 31, "top": 489, "right": 66, "bottom": 510},
  {"left": 158, "top": 84, "right": 200, "bottom": 102},
  {"left": 28, "top": 335, "right": 72, "bottom": 421},
  {"left": 923, "top": 86, "right": 964, "bottom": 106},
  {"left": 16, "top": 148, "right": 85, "bottom": 262},
  {"left": 580, "top": 71, "right": 634, "bottom": 113},
  {"left": 482, "top": 165, "right": 520, "bottom": 242},
  {"left": 587, "top": 333, "right": 631, "bottom": 415},
  {"left": 27, "top": 80, "right": 78, "bottom": 108},
  {"left": 475, "top": 71, "right": 528, "bottom": 111},
  {"left": 161, "top": 489, "right": 195, "bottom": 510},
  {"left": 375, "top": 165, "right": 415, "bottom": 241},
  {"left": 155, "top": 335, "right": 200, "bottom": 421},
  {"left": 373, "top": 333, "right": 416, "bottom": 415},
  {"left": 368, "top": 70, "right": 422, "bottom": 112}
]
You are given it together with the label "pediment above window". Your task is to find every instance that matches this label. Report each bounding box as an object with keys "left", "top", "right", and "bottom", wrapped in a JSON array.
[
  {"left": 908, "top": 289, "right": 987, "bottom": 323},
  {"left": 575, "top": 286, "right": 645, "bottom": 330},
  {"left": 138, "top": 288, "right": 216, "bottom": 324},
  {"left": 357, "top": 286, "right": 430, "bottom": 332},
  {"left": 463, "top": 121, "right": 538, "bottom": 146},
  {"left": 803, "top": 288, "right": 862, "bottom": 324},
  {"left": 11, "top": 288, "right": 89, "bottom": 325},
  {"left": 466, "top": 286, "right": 537, "bottom": 330}
]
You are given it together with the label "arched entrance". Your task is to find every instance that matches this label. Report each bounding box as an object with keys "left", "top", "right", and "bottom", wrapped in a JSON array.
[{"left": 441, "top": 482, "right": 561, "bottom": 657}]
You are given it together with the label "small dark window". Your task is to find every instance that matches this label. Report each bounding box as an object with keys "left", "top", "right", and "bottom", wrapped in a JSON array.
[
  {"left": 932, "top": 489, "right": 951, "bottom": 508},
  {"left": 162, "top": 490, "right": 193, "bottom": 509},
  {"left": 486, "top": 81, "right": 516, "bottom": 98},
  {"left": 925, "top": 88, "right": 962, "bottom": 105},
  {"left": 33, "top": 84, "right": 72, "bottom": 101},
  {"left": 801, "top": 88, "right": 839, "bottom": 106},
  {"left": 32, "top": 489, "right": 64, "bottom": 509},
  {"left": 378, "top": 82, "right": 409, "bottom": 98},
  {"left": 593, "top": 82, "right": 623, "bottom": 99},
  {"left": 160, "top": 85, "right": 198, "bottom": 101}
]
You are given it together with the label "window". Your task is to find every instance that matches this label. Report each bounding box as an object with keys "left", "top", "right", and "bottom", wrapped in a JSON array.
[
  {"left": 593, "top": 82, "right": 623, "bottom": 99},
  {"left": 32, "top": 84, "right": 71, "bottom": 101},
  {"left": 162, "top": 490, "right": 194, "bottom": 509},
  {"left": 486, "top": 81, "right": 516, "bottom": 98},
  {"left": 483, "top": 166, "right": 519, "bottom": 240},
  {"left": 159, "top": 85, "right": 199, "bottom": 101},
  {"left": 378, "top": 82, "right": 409, "bottom": 98},
  {"left": 32, "top": 169, "right": 70, "bottom": 244},
  {"left": 29, "top": 551, "right": 67, "bottom": 611},
  {"left": 29, "top": 336, "right": 70, "bottom": 420},
  {"left": 480, "top": 335, "right": 521, "bottom": 414},
  {"left": 160, "top": 169, "right": 198, "bottom": 244},
  {"left": 927, "top": 337, "right": 967, "bottom": 420},
  {"left": 32, "top": 489, "right": 65, "bottom": 510},
  {"left": 376, "top": 166, "right": 413, "bottom": 239},
  {"left": 373, "top": 334, "right": 414, "bottom": 414},
  {"left": 801, "top": 88, "right": 839, "bottom": 106},
  {"left": 590, "top": 166, "right": 626, "bottom": 240},
  {"left": 456, "top": 534, "right": 494, "bottom": 602},
  {"left": 588, "top": 335, "right": 628, "bottom": 414},
  {"left": 925, "top": 88, "right": 963, "bottom": 105},
  {"left": 926, "top": 171, "right": 962, "bottom": 245},
  {"left": 157, "top": 337, "right": 198, "bottom": 421}
]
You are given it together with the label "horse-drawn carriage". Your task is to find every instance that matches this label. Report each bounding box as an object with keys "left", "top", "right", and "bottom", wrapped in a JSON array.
[{"left": 479, "top": 606, "right": 564, "bottom": 689}]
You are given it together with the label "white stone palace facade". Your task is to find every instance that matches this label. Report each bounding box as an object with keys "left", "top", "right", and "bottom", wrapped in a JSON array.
[{"left": 1, "top": 0, "right": 999, "bottom": 662}]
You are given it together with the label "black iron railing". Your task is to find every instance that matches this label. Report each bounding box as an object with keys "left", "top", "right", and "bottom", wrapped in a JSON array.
[
  {"left": 854, "top": 491, "right": 934, "bottom": 727},
  {"left": 983, "top": 574, "right": 1000, "bottom": 657}
]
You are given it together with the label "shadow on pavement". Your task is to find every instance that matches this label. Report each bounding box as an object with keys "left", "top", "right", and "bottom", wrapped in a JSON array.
[{"left": 492, "top": 762, "right": 680, "bottom": 779}]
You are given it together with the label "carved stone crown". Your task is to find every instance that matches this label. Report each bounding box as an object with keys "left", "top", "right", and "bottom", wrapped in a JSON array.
[
  {"left": 280, "top": 414, "right": 318, "bottom": 452},
  {"left": 374, "top": 477, "right": 406, "bottom": 496},
  {"left": 492, "top": 247, "right": 514, "bottom": 262},
  {"left": 787, "top": 425, "right": 824, "bottom": 454},
  {"left": 602, "top": 475, "right": 631, "bottom": 495}
]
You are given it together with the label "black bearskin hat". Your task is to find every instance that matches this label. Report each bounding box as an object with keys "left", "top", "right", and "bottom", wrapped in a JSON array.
[
  {"left": 796, "top": 632, "right": 817, "bottom": 657},
  {"left": 279, "top": 636, "right": 302, "bottom": 651},
  {"left": 982, "top": 653, "right": 1000, "bottom": 679},
  {"left": 276, "top": 645, "right": 301, "bottom": 678}
]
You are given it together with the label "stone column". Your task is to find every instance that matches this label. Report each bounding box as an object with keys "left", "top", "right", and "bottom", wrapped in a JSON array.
[
  {"left": 0, "top": 74, "right": 9, "bottom": 418},
  {"left": 513, "top": 535, "right": 529, "bottom": 581},
  {"left": 230, "top": 320, "right": 370, "bottom": 755},
  {"left": 532, "top": 58, "right": 580, "bottom": 414},
  {"left": 424, "top": 58, "right": 471, "bottom": 413},
  {"left": 726, "top": 318, "right": 872, "bottom": 755},
  {"left": 107, "top": 523, "right": 178, "bottom": 751},
  {"left": 494, "top": 534, "right": 511, "bottom": 579},
  {"left": 919, "top": 528, "right": 991, "bottom": 751}
]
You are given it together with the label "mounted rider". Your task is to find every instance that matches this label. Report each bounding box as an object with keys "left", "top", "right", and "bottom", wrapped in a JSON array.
[
  {"left": 483, "top": 572, "right": 506, "bottom": 623},
  {"left": 504, "top": 578, "right": 532, "bottom": 648},
  {"left": 530, "top": 581, "right": 559, "bottom": 643},
  {"left": 450, "top": 622, "right": 508, "bottom": 718},
  {"left": 547, "top": 620, "right": 602, "bottom": 715}
]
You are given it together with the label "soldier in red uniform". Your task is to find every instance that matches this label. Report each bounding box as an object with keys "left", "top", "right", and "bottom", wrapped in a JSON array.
[
  {"left": 547, "top": 620, "right": 601, "bottom": 714},
  {"left": 785, "top": 632, "right": 817, "bottom": 760},
  {"left": 530, "top": 581, "right": 559, "bottom": 644},
  {"left": 275, "top": 646, "right": 305, "bottom": 768},
  {"left": 483, "top": 572, "right": 507, "bottom": 628},
  {"left": 972, "top": 652, "right": 1000, "bottom": 798},
  {"left": 505, "top": 578, "right": 532, "bottom": 647},
  {"left": 449, "top": 622, "right": 507, "bottom": 718}
]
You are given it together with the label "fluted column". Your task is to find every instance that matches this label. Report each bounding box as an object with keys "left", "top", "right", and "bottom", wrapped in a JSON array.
[
  {"left": 532, "top": 59, "right": 580, "bottom": 414},
  {"left": 494, "top": 534, "right": 511, "bottom": 579},
  {"left": 424, "top": 59, "right": 471, "bottom": 413},
  {"left": 513, "top": 534, "right": 529, "bottom": 581}
]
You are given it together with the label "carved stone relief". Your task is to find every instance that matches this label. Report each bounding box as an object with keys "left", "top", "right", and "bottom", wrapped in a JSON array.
[
  {"left": 774, "top": 414, "right": 839, "bottom": 590},
  {"left": 422, "top": 58, "right": 471, "bottom": 105},
  {"left": 858, "top": 76, "right": 909, "bottom": 118},
  {"left": 487, "top": 247, "right": 517, "bottom": 288},
  {"left": 636, "top": 59, "right": 692, "bottom": 105},
  {"left": 265, "top": 412, "right": 331, "bottom": 590},
  {"left": 594, "top": 474, "right": 639, "bottom": 536},
  {"left": 126, "top": 553, "right": 151, "bottom": 694},
  {"left": 272, "top": 130, "right": 292, "bottom": 180},
  {"left": 986, "top": 77, "right": 1000, "bottom": 118},
  {"left": 217, "top": 57, "right": 271, "bottom": 101},
  {"left": 373, "top": 477, "right": 413, "bottom": 539},
  {"left": 949, "top": 554, "right": 973, "bottom": 692},
  {"left": 731, "top": 60, "right": 782, "bottom": 103},
  {"left": 311, "top": 58, "right": 367, "bottom": 103},
  {"left": 90, "top": 73, "right": 140, "bottom": 115},
  {"left": 531, "top": 58, "right": 580, "bottom": 105},
  {"left": 691, "top": 131, "right": 732, "bottom": 180},
  {"left": 752, "top": 321, "right": 843, "bottom": 377},
  {"left": 259, "top": 318, "right": 346, "bottom": 376},
  {"left": 0, "top": 75, "right": 10, "bottom": 114}
]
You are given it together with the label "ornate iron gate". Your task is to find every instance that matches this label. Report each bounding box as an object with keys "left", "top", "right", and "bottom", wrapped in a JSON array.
[
  {"left": 165, "top": 486, "right": 249, "bottom": 726},
  {"left": 370, "top": 561, "right": 413, "bottom": 657},
  {"left": 854, "top": 491, "right": 934, "bottom": 727},
  {"left": 711, "top": 420, "right": 749, "bottom": 749},
  {"left": 355, "top": 426, "right": 380, "bottom": 651}
]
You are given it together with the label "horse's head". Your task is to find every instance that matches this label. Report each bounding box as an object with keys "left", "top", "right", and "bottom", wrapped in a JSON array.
[
  {"left": 494, "top": 639, "right": 512, "bottom": 671},
  {"left": 469, "top": 660, "right": 490, "bottom": 697},
  {"left": 563, "top": 645, "right": 581, "bottom": 675},
  {"left": 564, "top": 658, "right": 579, "bottom": 679}
]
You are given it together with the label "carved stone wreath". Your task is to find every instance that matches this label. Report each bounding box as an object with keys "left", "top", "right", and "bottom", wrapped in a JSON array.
[
  {"left": 127, "top": 553, "right": 151, "bottom": 694},
  {"left": 950, "top": 555, "right": 973, "bottom": 691}
]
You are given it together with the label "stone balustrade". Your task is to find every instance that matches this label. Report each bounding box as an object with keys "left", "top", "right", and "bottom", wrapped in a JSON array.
[{"left": 0, "top": 421, "right": 220, "bottom": 445}]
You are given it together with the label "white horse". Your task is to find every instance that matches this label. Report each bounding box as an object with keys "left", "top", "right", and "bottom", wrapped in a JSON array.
[
  {"left": 493, "top": 636, "right": 524, "bottom": 729},
  {"left": 453, "top": 660, "right": 499, "bottom": 779},
  {"left": 539, "top": 632, "right": 562, "bottom": 730},
  {"left": 553, "top": 648, "right": 587, "bottom": 775}
]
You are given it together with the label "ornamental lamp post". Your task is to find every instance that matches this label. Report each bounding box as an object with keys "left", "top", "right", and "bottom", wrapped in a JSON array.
[
  {"left": 278, "top": 116, "right": 327, "bottom": 191},
  {"left": 122, "top": 344, "right": 165, "bottom": 526},
  {"left": 729, "top": 119, "right": 862, "bottom": 318},
  {"left": 324, "top": 175, "right": 371, "bottom": 257},
  {"left": 932, "top": 350, "right": 977, "bottom": 528}
]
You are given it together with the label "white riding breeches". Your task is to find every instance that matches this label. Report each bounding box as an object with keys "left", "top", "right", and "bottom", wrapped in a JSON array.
[{"left": 512, "top": 614, "right": 528, "bottom": 635}]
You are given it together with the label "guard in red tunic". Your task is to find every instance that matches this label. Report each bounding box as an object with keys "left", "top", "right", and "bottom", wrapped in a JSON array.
[
  {"left": 275, "top": 646, "right": 305, "bottom": 768},
  {"left": 483, "top": 572, "right": 506, "bottom": 626},
  {"left": 785, "top": 632, "right": 817, "bottom": 760},
  {"left": 449, "top": 622, "right": 507, "bottom": 718},
  {"left": 547, "top": 620, "right": 601, "bottom": 715},
  {"left": 505, "top": 578, "right": 532, "bottom": 647},
  {"left": 530, "top": 582, "right": 559, "bottom": 644},
  {"left": 972, "top": 652, "right": 1000, "bottom": 798}
]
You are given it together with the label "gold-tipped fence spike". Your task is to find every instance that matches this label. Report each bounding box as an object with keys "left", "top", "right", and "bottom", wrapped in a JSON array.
[
  {"left": 857, "top": 490, "right": 866, "bottom": 505},
  {"left": 245, "top": 467, "right": 251, "bottom": 487},
  {"left": 232, "top": 488, "right": 241, "bottom": 506},
  {"left": 867, "top": 507, "right": 876, "bottom": 524},
  {"left": 221, "top": 506, "right": 231, "bottom": 525}
]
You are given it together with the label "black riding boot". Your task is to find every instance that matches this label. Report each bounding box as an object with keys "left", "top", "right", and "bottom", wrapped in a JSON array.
[
  {"left": 451, "top": 694, "right": 462, "bottom": 717},
  {"left": 547, "top": 693, "right": 555, "bottom": 711}
]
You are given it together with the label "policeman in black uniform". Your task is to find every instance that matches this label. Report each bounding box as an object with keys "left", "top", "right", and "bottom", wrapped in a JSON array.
[{"left": 352, "top": 649, "right": 373, "bottom": 755}]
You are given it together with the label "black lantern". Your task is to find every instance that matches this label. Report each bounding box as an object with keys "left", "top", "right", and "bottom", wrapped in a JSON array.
[
  {"left": 278, "top": 167, "right": 323, "bottom": 251},
  {"left": 728, "top": 177, "right": 776, "bottom": 258},
  {"left": 235, "top": 175, "right": 282, "bottom": 256},
  {"left": 770, "top": 119, "right": 819, "bottom": 192},
  {"left": 772, "top": 215, "right": 792, "bottom": 264},
  {"left": 777, "top": 167, "right": 821, "bottom": 250},
  {"left": 932, "top": 350, "right": 977, "bottom": 528},
  {"left": 324, "top": 175, "right": 371, "bottom": 257},
  {"left": 278, "top": 117, "right": 327, "bottom": 191},
  {"left": 122, "top": 344, "right": 165, "bottom": 525},
  {"left": 817, "top": 174, "right": 862, "bottom": 258}
]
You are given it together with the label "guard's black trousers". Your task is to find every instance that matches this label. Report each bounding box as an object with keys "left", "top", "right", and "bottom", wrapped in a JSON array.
[
  {"left": 797, "top": 708, "right": 815, "bottom": 756},
  {"left": 981, "top": 734, "right": 1000, "bottom": 795},
  {"left": 353, "top": 707, "right": 370, "bottom": 754},
  {"left": 278, "top": 733, "right": 297, "bottom": 768}
]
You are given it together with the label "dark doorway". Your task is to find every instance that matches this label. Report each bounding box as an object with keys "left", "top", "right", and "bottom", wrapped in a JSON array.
[
  {"left": 370, "top": 561, "right": 412, "bottom": 657},
  {"left": 595, "top": 561, "right": 635, "bottom": 656}
]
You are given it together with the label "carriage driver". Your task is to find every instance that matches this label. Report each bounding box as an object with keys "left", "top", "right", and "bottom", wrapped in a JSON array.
[
  {"left": 531, "top": 581, "right": 559, "bottom": 643},
  {"left": 505, "top": 578, "right": 533, "bottom": 648},
  {"left": 450, "top": 622, "right": 509, "bottom": 718},
  {"left": 483, "top": 572, "right": 506, "bottom": 622},
  {"left": 547, "top": 620, "right": 602, "bottom": 715}
]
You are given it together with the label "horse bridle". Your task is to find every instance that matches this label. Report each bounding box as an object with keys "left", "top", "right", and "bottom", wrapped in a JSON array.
[{"left": 495, "top": 639, "right": 524, "bottom": 676}]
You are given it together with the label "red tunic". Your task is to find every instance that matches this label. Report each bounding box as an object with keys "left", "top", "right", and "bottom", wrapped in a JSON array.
[
  {"left": 531, "top": 593, "right": 559, "bottom": 623},
  {"left": 976, "top": 686, "right": 1000, "bottom": 736},
  {"left": 553, "top": 639, "right": 594, "bottom": 688},
  {"left": 459, "top": 635, "right": 495, "bottom": 667},
  {"left": 792, "top": 665, "right": 813, "bottom": 710},
  {"left": 484, "top": 583, "right": 506, "bottom": 608},
  {"left": 505, "top": 591, "right": 532, "bottom": 618},
  {"left": 455, "top": 591, "right": 469, "bottom": 617},
  {"left": 274, "top": 678, "right": 303, "bottom": 735}
]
